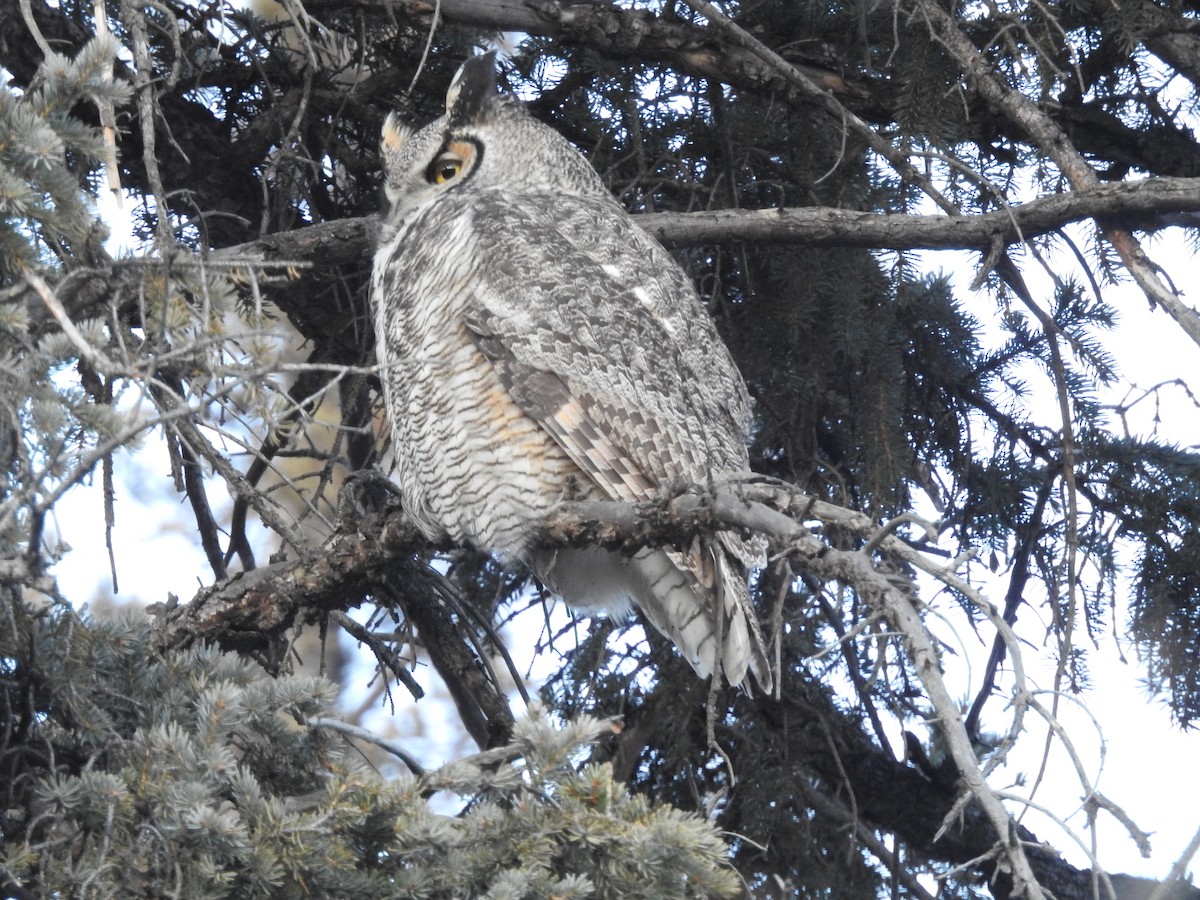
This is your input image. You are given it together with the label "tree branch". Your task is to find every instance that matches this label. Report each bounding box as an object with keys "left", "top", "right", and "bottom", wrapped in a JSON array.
[
  {"left": 149, "top": 476, "right": 1198, "bottom": 898},
  {"left": 149, "top": 497, "right": 426, "bottom": 655},
  {"left": 200, "top": 174, "right": 1200, "bottom": 281},
  {"left": 20, "top": 171, "right": 1197, "bottom": 380},
  {"left": 907, "top": 0, "right": 1200, "bottom": 354},
  {"left": 640, "top": 177, "right": 1200, "bottom": 248},
  {"left": 320, "top": 0, "right": 878, "bottom": 110},
  {"left": 299, "top": 0, "right": 1200, "bottom": 187}
]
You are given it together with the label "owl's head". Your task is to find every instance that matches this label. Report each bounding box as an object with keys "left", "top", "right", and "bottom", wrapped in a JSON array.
[{"left": 380, "top": 53, "right": 611, "bottom": 219}]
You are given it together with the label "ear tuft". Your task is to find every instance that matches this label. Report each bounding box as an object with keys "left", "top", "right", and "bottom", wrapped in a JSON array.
[
  {"left": 445, "top": 51, "right": 499, "bottom": 123},
  {"left": 381, "top": 112, "right": 411, "bottom": 153}
]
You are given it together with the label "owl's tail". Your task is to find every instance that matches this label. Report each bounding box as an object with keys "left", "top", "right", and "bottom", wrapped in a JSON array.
[
  {"left": 629, "top": 542, "right": 773, "bottom": 693},
  {"left": 531, "top": 542, "right": 772, "bottom": 692}
]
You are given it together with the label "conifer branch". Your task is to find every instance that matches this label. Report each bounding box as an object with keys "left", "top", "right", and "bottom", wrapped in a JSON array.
[
  {"left": 193, "top": 174, "right": 1200, "bottom": 274},
  {"left": 148, "top": 475, "right": 1149, "bottom": 895},
  {"left": 906, "top": 0, "right": 1200, "bottom": 352}
]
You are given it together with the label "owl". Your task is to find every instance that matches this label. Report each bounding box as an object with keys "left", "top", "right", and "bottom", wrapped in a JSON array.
[{"left": 371, "top": 52, "right": 770, "bottom": 691}]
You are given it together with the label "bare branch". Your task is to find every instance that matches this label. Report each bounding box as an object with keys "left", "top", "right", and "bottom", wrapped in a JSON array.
[
  {"left": 327, "top": 0, "right": 872, "bottom": 106},
  {"left": 307, "top": 715, "right": 426, "bottom": 775},
  {"left": 1148, "top": 821, "right": 1200, "bottom": 900},
  {"left": 906, "top": 0, "right": 1200, "bottom": 352},
  {"left": 641, "top": 178, "right": 1200, "bottom": 248},
  {"left": 149, "top": 498, "right": 426, "bottom": 655},
  {"left": 198, "top": 177, "right": 1200, "bottom": 289}
]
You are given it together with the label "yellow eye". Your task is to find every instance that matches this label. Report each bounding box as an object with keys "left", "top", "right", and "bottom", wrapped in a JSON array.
[
  {"left": 432, "top": 155, "right": 463, "bottom": 184},
  {"left": 427, "top": 140, "right": 475, "bottom": 185}
]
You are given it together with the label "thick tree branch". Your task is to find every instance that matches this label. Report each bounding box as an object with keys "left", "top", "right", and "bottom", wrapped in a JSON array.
[
  {"left": 1117, "top": 0, "right": 1200, "bottom": 90},
  {"left": 21, "top": 173, "right": 1198, "bottom": 366},
  {"left": 149, "top": 497, "right": 425, "bottom": 654},
  {"left": 148, "top": 479, "right": 1193, "bottom": 899},
  {"left": 308, "top": 0, "right": 1200, "bottom": 190},
  {"left": 321, "top": 0, "right": 876, "bottom": 109},
  {"left": 148, "top": 496, "right": 515, "bottom": 748},
  {"left": 200, "top": 175, "right": 1200, "bottom": 282},
  {"left": 642, "top": 178, "right": 1200, "bottom": 248},
  {"left": 163, "top": 478, "right": 1019, "bottom": 843},
  {"left": 9, "top": 0, "right": 1198, "bottom": 259}
]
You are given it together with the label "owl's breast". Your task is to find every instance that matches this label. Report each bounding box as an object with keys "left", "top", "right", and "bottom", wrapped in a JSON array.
[{"left": 371, "top": 211, "right": 581, "bottom": 556}]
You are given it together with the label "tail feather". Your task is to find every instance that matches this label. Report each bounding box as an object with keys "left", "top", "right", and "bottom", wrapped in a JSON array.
[
  {"left": 530, "top": 542, "right": 772, "bottom": 692},
  {"left": 632, "top": 544, "right": 772, "bottom": 693}
]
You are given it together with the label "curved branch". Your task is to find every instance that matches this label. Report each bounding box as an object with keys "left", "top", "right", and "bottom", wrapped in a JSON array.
[
  {"left": 907, "top": 0, "right": 1200, "bottom": 354},
  {"left": 148, "top": 476, "right": 1193, "bottom": 898}
]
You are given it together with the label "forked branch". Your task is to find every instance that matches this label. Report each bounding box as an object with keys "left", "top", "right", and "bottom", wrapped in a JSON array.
[{"left": 152, "top": 473, "right": 1067, "bottom": 896}]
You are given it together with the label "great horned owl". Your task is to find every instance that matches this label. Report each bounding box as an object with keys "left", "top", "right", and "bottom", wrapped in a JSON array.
[{"left": 371, "top": 53, "right": 770, "bottom": 691}]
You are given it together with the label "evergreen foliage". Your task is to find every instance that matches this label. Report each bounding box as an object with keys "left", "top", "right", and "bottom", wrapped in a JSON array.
[
  {"left": 1, "top": 601, "right": 739, "bottom": 898},
  {"left": 0, "top": 36, "right": 128, "bottom": 275}
]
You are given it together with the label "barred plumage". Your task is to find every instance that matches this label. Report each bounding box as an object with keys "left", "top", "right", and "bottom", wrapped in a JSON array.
[{"left": 371, "top": 53, "right": 770, "bottom": 691}]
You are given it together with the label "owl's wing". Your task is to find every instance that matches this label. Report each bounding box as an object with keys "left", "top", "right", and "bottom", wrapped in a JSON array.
[
  {"left": 462, "top": 191, "right": 752, "bottom": 503},
  {"left": 462, "top": 192, "right": 771, "bottom": 690},
  {"left": 463, "top": 322, "right": 659, "bottom": 500}
]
